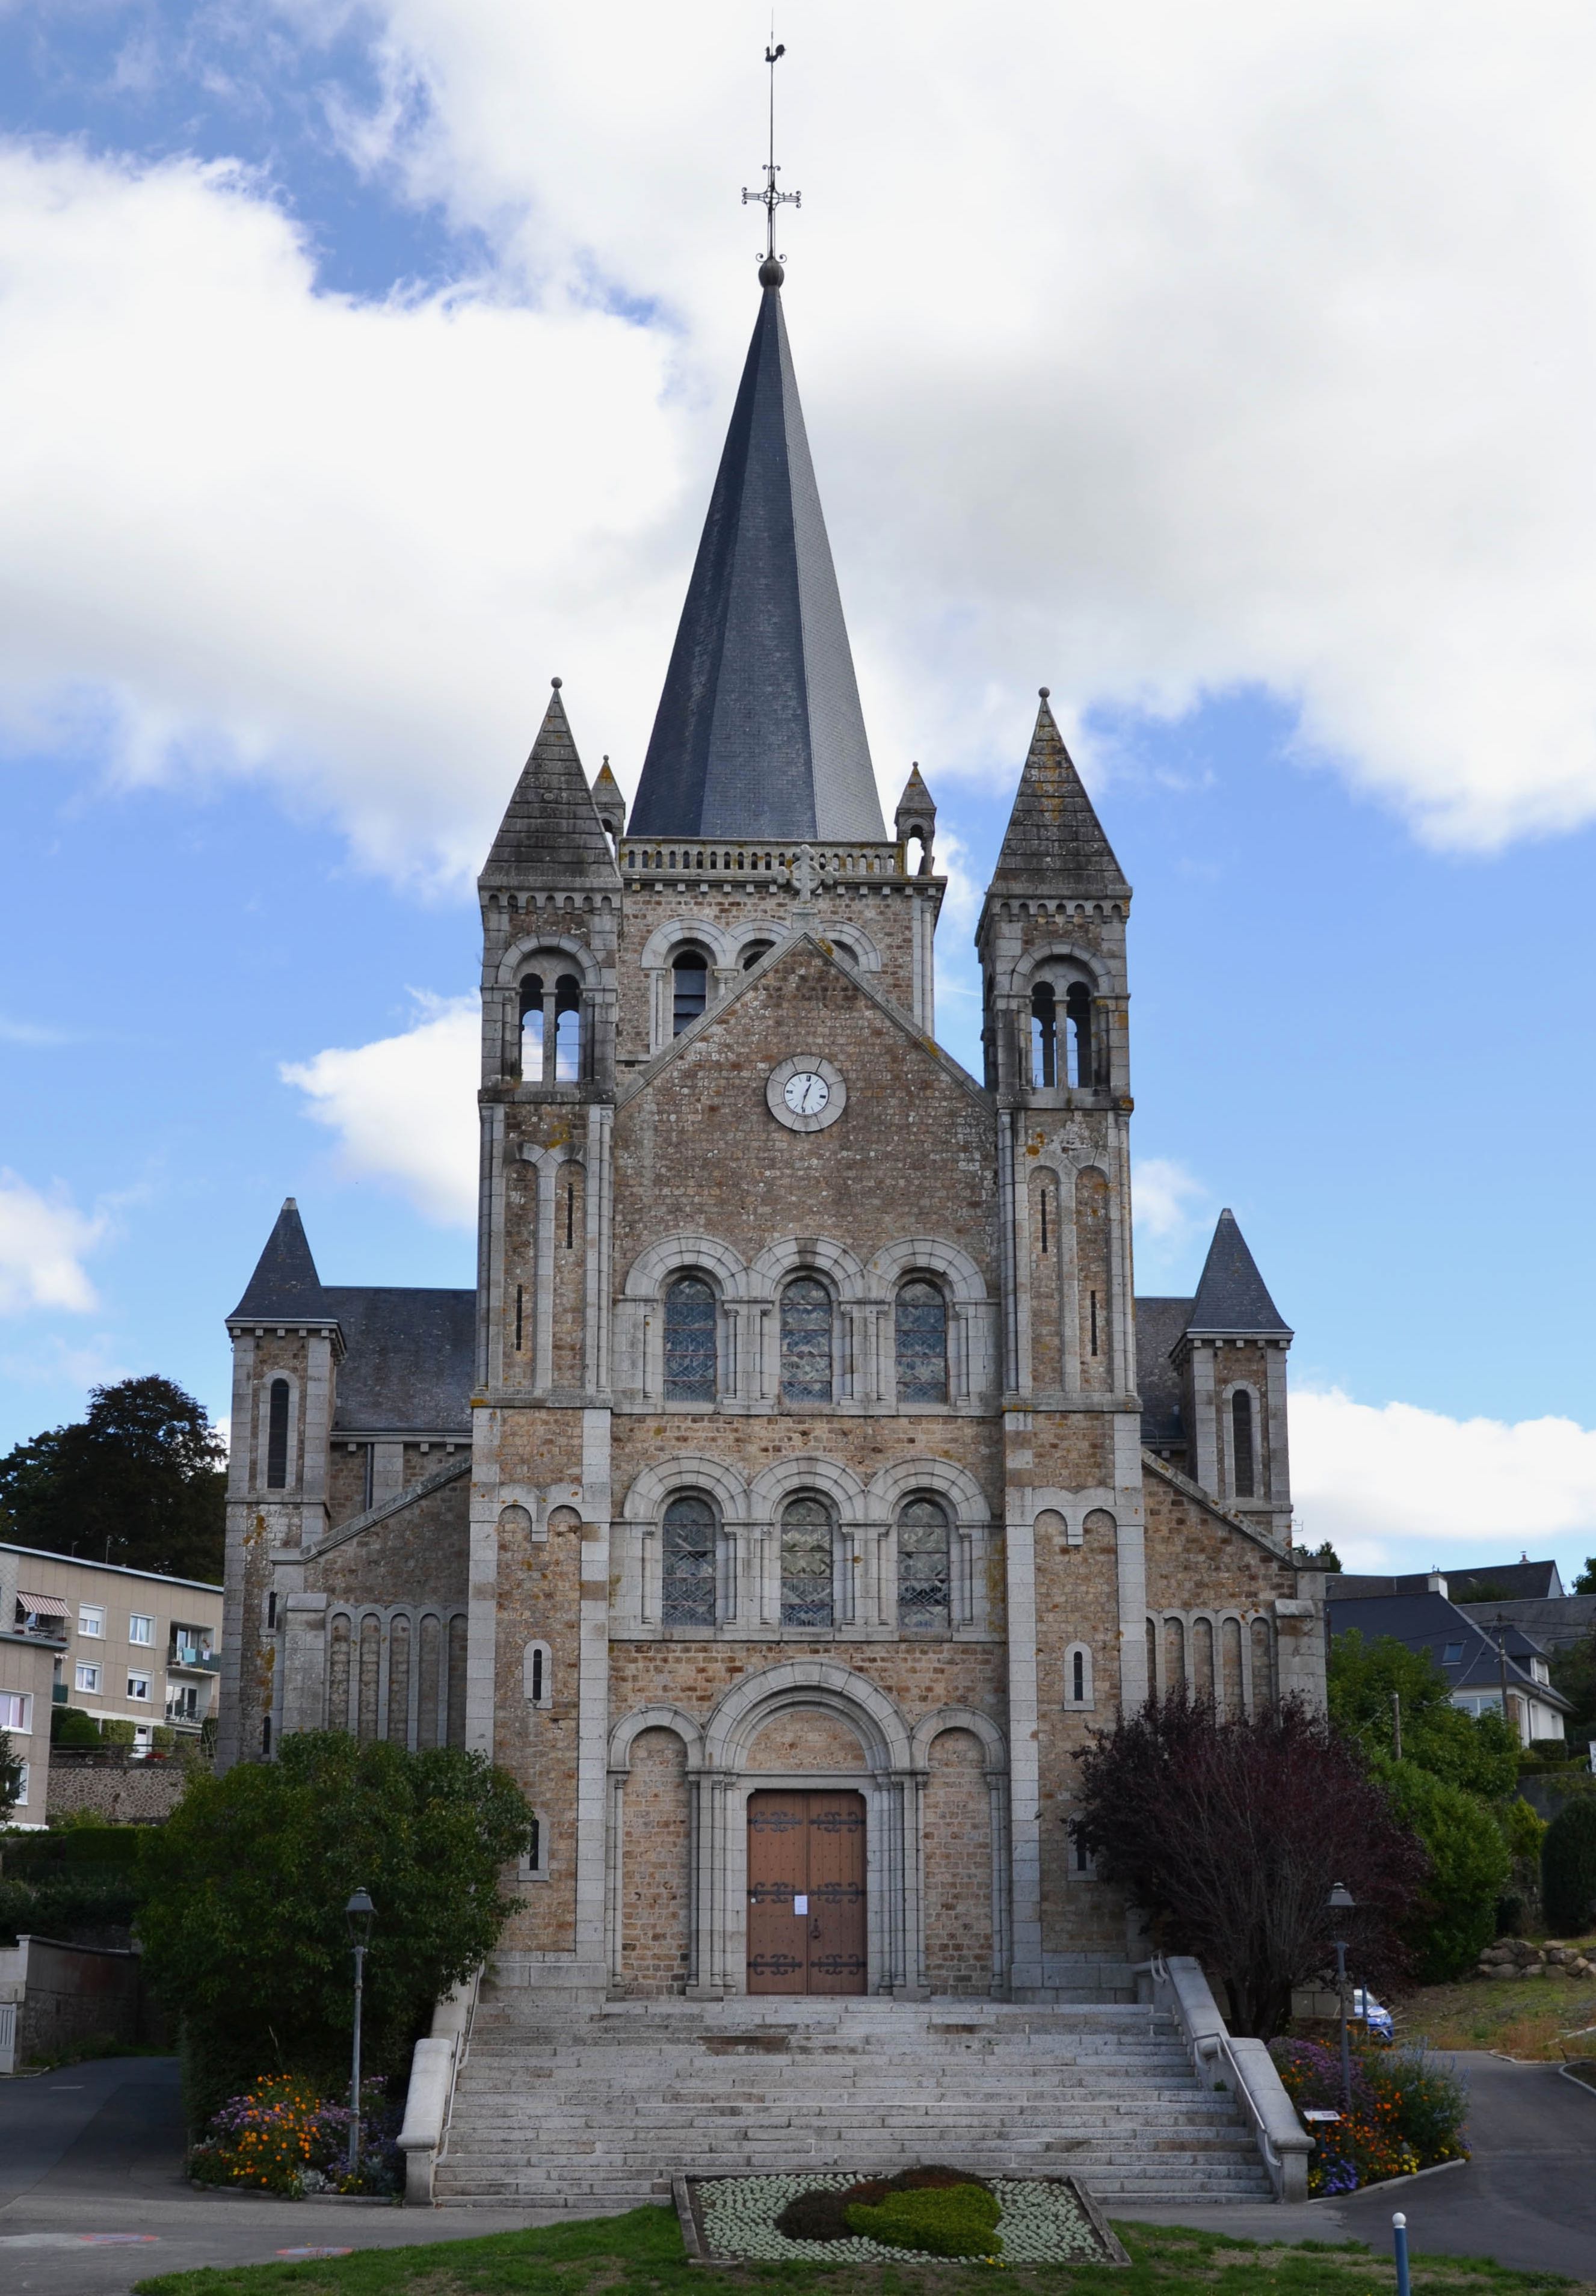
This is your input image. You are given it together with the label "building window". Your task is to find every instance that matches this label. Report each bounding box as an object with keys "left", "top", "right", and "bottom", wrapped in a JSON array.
[
  {"left": 266, "top": 1378, "right": 290, "bottom": 1488},
  {"left": 741, "top": 939, "right": 775, "bottom": 970},
  {"left": 897, "top": 1496, "right": 951, "bottom": 1633},
  {"left": 1442, "top": 1641, "right": 1464, "bottom": 1664},
  {"left": 0, "top": 1691, "right": 32, "bottom": 1734},
  {"left": 520, "top": 1811, "right": 550, "bottom": 1882},
  {"left": 1231, "top": 1390, "right": 1255, "bottom": 1498},
  {"left": 128, "top": 1672, "right": 152, "bottom": 1702},
  {"left": 661, "top": 1494, "right": 717, "bottom": 1628},
  {"left": 129, "top": 1614, "right": 153, "bottom": 1646},
  {"left": 553, "top": 977, "right": 581, "bottom": 1079},
  {"left": 13, "top": 1760, "right": 26, "bottom": 1806},
  {"left": 1065, "top": 982, "right": 1093, "bottom": 1087},
  {"left": 780, "top": 1276, "right": 833, "bottom": 1403},
  {"left": 78, "top": 1605, "right": 104, "bottom": 1639},
  {"left": 520, "top": 971, "right": 544, "bottom": 1076},
  {"left": 1064, "top": 1642, "right": 1094, "bottom": 1708},
  {"left": 1031, "top": 983, "right": 1056, "bottom": 1087},
  {"left": 895, "top": 1279, "right": 948, "bottom": 1403},
  {"left": 168, "top": 1684, "right": 200, "bottom": 1723},
  {"left": 780, "top": 1495, "right": 835, "bottom": 1630},
  {"left": 663, "top": 1275, "right": 717, "bottom": 1401},
  {"left": 520, "top": 969, "right": 583, "bottom": 1082},
  {"left": 671, "top": 947, "right": 710, "bottom": 1034},
  {"left": 76, "top": 1663, "right": 102, "bottom": 1693},
  {"left": 1073, "top": 1649, "right": 1086, "bottom": 1700}
]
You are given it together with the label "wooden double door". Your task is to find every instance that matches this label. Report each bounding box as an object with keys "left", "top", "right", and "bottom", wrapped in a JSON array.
[{"left": 746, "top": 1790, "right": 867, "bottom": 1995}]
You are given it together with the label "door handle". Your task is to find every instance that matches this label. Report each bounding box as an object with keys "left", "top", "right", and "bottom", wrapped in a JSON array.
[{"left": 810, "top": 1917, "right": 822, "bottom": 1940}]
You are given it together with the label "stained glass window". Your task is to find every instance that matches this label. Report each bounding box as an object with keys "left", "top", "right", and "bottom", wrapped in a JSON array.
[
  {"left": 664, "top": 1276, "right": 716, "bottom": 1401},
  {"left": 662, "top": 1493, "right": 716, "bottom": 1628},
  {"left": 895, "top": 1280, "right": 947, "bottom": 1403},
  {"left": 672, "top": 949, "right": 709, "bottom": 1034},
  {"left": 897, "top": 1496, "right": 951, "bottom": 1633},
  {"left": 781, "top": 1276, "right": 833, "bottom": 1403},
  {"left": 781, "top": 1495, "right": 834, "bottom": 1630}
]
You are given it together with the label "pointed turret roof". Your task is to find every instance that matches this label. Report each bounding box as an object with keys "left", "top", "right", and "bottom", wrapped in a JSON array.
[
  {"left": 988, "top": 690, "right": 1129, "bottom": 900},
  {"left": 629, "top": 277, "right": 885, "bottom": 841},
  {"left": 590, "top": 756, "right": 625, "bottom": 838},
  {"left": 481, "top": 682, "right": 621, "bottom": 888},
  {"left": 1186, "top": 1210, "right": 1292, "bottom": 1338},
  {"left": 894, "top": 762, "right": 935, "bottom": 831},
  {"left": 230, "top": 1199, "right": 335, "bottom": 1323}
]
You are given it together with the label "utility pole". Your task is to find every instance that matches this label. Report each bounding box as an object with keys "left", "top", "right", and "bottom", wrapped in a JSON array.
[{"left": 1391, "top": 1690, "right": 1402, "bottom": 1761}]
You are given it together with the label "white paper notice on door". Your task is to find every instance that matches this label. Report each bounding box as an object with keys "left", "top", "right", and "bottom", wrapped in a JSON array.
[{"left": 793, "top": 1894, "right": 809, "bottom": 1915}]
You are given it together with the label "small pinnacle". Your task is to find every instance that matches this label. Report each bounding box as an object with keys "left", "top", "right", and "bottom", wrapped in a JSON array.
[
  {"left": 283, "top": 1196, "right": 297, "bottom": 1210},
  {"left": 550, "top": 675, "right": 562, "bottom": 689},
  {"left": 1038, "top": 686, "right": 1050, "bottom": 700}
]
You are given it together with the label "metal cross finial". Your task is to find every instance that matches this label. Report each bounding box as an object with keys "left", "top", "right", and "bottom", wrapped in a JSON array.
[{"left": 742, "top": 30, "right": 800, "bottom": 266}]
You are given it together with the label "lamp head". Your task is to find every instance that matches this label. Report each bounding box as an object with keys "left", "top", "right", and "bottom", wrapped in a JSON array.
[
  {"left": 1328, "top": 1880, "right": 1355, "bottom": 1912},
  {"left": 345, "top": 1886, "right": 375, "bottom": 1943}
]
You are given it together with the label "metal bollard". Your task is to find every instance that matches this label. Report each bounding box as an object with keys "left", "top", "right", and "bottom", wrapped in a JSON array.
[{"left": 1393, "top": 2211, "right": 1411, "bottom": 2296}]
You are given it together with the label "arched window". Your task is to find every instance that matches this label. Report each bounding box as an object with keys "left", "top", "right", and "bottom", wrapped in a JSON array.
[
  {"left": 519, "top": 972, "right": 544, "bottom": 1079},
  {"left": 671, "top": 947, "right": 710, "bottom": 1034},
  {"left": 1031, "top": 983, "right": 1057, "bottom": 1088},
  {"left": 1065, "top": 982, "right": 1093, "bottom": 1088},
  {"left": 895, "top": 1279, "right": 948, "bottom": 1403},
  {"left": 1072, "top": 1649, "right": 1086, "bottom": 1701},
  {"left": 897, "top": 1495, "right": 951, "bottom": 1633},
  {"left": 741, "top": 939, "right": 775, "bottom": 970},
  {"left": 780, "top": 1275, "right": 833, "bottom": 1403},
  {"left": 831, "top": 941, "right": 858, "bottom": 970},
  {"left": 663, "top": 1275, "right": 716, "bottom": 1401},
  {"left": 1231, "top": 1390, "right": 1256, "bottom": 1498},
  {"left": 780, "top": 1495, "right": 834, "bottom": 1629},
  {"left": 266, "top": 1379, "right": 289, "bottom": 1489},
  {"left": 553, "top": 974, "right": 581, "bottom": 1080},
  {"left": 661, "top": 1493, "right": 716, "bottom": 1628}
]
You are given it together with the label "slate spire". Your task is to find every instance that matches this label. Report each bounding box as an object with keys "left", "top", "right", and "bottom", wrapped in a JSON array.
[
  {"left": 629, "top": 280, "right": 885, "bottom": 842},
  {"left": 481, "top": 682, "right": 622, "bottom": 889},
  {"left": 1186, "top": 1210, "right": 1292, "bottom": 1338},
  {"left": 230, "top": 1199, "right": 334, "bottom": 1322},
  {"left": 989, "top": 689, "right": 1130, "bottom": 900}
]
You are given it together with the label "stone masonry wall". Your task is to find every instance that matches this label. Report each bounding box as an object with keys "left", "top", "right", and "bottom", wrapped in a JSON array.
[
  {"left": 617, "top": 1726, "right": 692, "bottom": 1995},
  {"left": 922, "top": 1726, "right": 994, "bottom": 1993}
]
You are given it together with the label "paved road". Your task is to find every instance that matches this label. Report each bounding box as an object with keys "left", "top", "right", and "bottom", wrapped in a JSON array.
[
  {"left": 1116, "top": 2052, "right": 1596, "bottom": 2279},
  {"left": 2, "top": 2048, "right": 1592, "bottom": 2292}
]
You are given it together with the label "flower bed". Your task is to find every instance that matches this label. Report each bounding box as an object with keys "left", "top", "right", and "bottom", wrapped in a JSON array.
[
  {"left": 681, "top": 2171, "right": 1127, "bottom": 2267},
  {"left": 1271, "top": 2039, "right": 1468, "bottom": 2197},
  {"left": 187, "top": 2075, "right": 401, "bottom": 2197}
]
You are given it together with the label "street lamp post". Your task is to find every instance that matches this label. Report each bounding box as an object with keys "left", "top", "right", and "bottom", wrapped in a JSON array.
[
  {"left": 1328, "top": 1880, "right": 1355, "bottom": 2117},
  {"left": 345, "top": 1888, "right": 375, "bottom": 2176}
]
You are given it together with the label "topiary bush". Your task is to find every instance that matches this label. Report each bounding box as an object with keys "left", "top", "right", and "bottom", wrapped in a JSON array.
[
  {"left": 51, "top": 1705, "right": 102, "bottom": 1748},
  {"left": 1542, "top": 1796, "right": 1596, "bottom": 1935},
  {"left": 846, "top": 2182, "right": 1002, "bottom": 2258}
]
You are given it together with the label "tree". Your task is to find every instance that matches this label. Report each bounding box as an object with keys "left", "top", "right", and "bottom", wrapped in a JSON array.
[
  {"left": 1071, "top": 1689, "right": 1428, "bottom": 2039},
  {"left": 1573, "top": 1559, "right": 1596, "bottom": 1595},
  {"left": 1384, "top": 1764, "right": 1510, "bottom": 1978},
  {"left": 137, "top": 1732, "right": 531, "bottom": 2129},
  {"left": 0, "top": 1730, "right": 22, "bottom": 1822},
  {"left": 0, "top": 1376, "right": 226, "bottom": 1580},
  {"left": 1541, "top": 1796, "right": 1596, "bottom": 1936},
  {"left": 1550, "top": 1628, "right": 1596, "bottom": 1748},
  {"left": 1329, "top": 1632, "right": 1517, "bottom": 1798},
  {"left": 1292, "top": 1540, "right": 1343, "bottom": 1572}
]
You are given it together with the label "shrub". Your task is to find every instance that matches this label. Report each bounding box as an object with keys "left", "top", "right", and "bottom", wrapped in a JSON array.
[
  {"left": 138, "top": 1731, "right": 531, "bottom": 2131},
  {"left": 846, "top": 2183, "right": 1002, "bottom": 2258},
  {"left": 1271, "top": 2038, "right": 1467, "bottom": 2195},
  {"left": 98, "top": 1718, "right": 136, "bottom": 1750},
  {"left": 1542, "top": 1796, "right": 1596, "bottom": 1935},
  {"left": 1385, "top": 1764, "right": 1509, "bottom": 1980},
  {"left": 51, "top": 1706, "right": 102, "bottom": 1748},
  {"left": 186, "top": 2075, "right": 398, "bottom": 2197},
  {"left": 775, "top": 2188, "right": 859, "bottom": 2241}
]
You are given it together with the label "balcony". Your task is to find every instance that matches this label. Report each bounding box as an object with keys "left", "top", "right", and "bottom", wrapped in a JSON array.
[{"left": 167, "top": 1642, "right": 220, "bottom": 1674}]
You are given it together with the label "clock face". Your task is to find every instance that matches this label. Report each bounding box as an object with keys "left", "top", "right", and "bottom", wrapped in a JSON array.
[{"left": 783, "top": 1071, "right": 830, "bottom": 1118}]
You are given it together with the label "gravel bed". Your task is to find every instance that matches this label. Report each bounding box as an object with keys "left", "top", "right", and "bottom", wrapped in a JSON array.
[{"left": 692, "top": 2171, "right": 1111, "bottom": 2265}]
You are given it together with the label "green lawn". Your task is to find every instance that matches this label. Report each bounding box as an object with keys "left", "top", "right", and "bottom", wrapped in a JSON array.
[{"left": 131, "top": 2205, "right": 1589, "bottom": 2296}]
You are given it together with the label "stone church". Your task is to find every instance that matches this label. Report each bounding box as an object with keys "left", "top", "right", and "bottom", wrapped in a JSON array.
[{"left": 218, "top": 260, "right": 1327, "bottom": 2006}]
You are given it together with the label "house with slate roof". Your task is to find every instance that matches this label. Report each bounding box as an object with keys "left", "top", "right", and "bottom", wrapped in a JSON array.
[
  {"left": 1327, "top": 1586, "right": 1572, "bottom": 1745},
  {"left": 217, "top": 257, "right": 1327, "bottom": 2004}
]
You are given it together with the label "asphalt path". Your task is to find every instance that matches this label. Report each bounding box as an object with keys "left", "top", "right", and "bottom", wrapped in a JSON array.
[{"left": 1, "top": 2048, "right": 1591, "bottom": 2292}]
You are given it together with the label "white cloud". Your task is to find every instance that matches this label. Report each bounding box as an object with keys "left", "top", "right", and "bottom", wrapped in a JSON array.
[
  {"left": 0, "top": 1171, "right": 108, "bottom": 1314},
  {"left": 282, "top": 994, "right": 479, "bottom": 1223},
  {"left": 5, "top": 4, "right": 1596, "bottom": 870},
  {"left": 1133, "top": 1159, "right": 1211, "bottom": 1252},
  {"left": 1291, "top": 1387, "right": 1596, "bottom": 1573}
]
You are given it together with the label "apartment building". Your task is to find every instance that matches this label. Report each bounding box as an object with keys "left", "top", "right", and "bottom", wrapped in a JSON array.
[{"left": 2, "top": 1542, "right": 224, "bottom": 1763}]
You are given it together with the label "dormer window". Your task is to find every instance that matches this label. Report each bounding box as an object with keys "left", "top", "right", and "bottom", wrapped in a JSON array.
[{"left": 672, "top": 948, "right": 710, "bottom": 1034}]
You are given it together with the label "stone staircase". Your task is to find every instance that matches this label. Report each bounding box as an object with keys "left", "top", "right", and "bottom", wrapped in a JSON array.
[{"left": 434, "top": 1993, "right": 1275, "bottom": 2210}]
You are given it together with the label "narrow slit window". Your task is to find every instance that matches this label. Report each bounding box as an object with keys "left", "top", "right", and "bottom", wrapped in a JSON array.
[
  {"left": 527, "top": 1814, "right": 541, "bottom": 1871},
  {"left": 1089, "top": 1292, "right": 1099, "bottom": 1357},
  {"left": 266, "top": 1379, "right": 289, "bottom": 1488},
  {"left": 1031, "top": 983, "right": 1057, "bottom": 1088},
  {"left": 662, "top": 1493, "right": 716, "bottom": 1628},
  {"left": 514, "top": 1284, "right": 524, "bottom": 1352},
  {"left": 1072, "top": 1649, "right": 1086, "bottom": 1702},
  {"left": 895, "top": 1280, "right": 948, "bottom": 1403},
  {"left": 672, "top": 948, "right": 709, "bottom": 1034},
  {"left": 1231, "top": 1390, "right": 1256, "bottom": 1498},
  {"left": 781, "top": 1496, "right": 835, "bottom": 1630},
  {"left": 663, "top": 1275, "right": 716, "bottom": 1401},
  {"left": 1040, "top": 1192, "right": 1049, "bottom": 1255},
  {"left": 529, "top": 1648, "right": 544, "bottom": 1702},
  {"left": 565, "top": 1182, "right": 575, "bottom": 1248},
  {"left": 780, "top": 1276, "right": 833, "bottom": 1403},
  {"left": 897, "top": 1496, "right": 951, "bottom": 1633},
  {"left": 1065, "top": 982, "right": 1093, "bottom": 1088}
]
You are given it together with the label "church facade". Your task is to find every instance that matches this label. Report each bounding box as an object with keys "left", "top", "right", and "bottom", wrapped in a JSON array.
[{"left": 217, "top": 265, "right": 1326, "bottom": 2004}]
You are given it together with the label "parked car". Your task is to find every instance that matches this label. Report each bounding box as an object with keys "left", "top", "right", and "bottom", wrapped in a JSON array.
[{"left": 1353, "top": 1986, "right": 1394, "bottom": 2043}]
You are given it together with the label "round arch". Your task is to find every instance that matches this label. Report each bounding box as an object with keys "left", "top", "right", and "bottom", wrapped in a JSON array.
[
  {"left": 1006, "top": 940, "right": 1117, "bottom": 999},
  {"left": 704, "top": 1658, "right": 913, "bottom": 1773},
  {"left": 636, "top": 916, "right": 738, "bottom": 971},
  {"left": 621, "top": 1453, "right": 750, "bottom": 1524},
  {"left": 748, "top": 1454, "right": 867, "bottom": 1526},
  {"left": 608, "top": 1702, "right": 706, "bottom": 1773},
  {"left": 910, "top": 1704, "right": 1008, "bottom": 1771},
  {"left": 494, "top": 932, "right": 602, "bottom": 992},
  {"left": 866, "top": 1236, "right": 988, "bottom": 1305},
  {"left": 866, "top": 1454, "right": 992, "bottom": 1528},
  {"left": 620, "top": 1232, "right": 749, "bottom": 1302},
  {"left": 748, "top": 1234, "right": 867, "bottom": 1302}
]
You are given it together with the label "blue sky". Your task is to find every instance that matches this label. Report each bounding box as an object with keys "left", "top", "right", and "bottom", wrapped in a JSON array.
[{"left": 3, "top": 1, "right": 1595, "bottom": 1578}]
